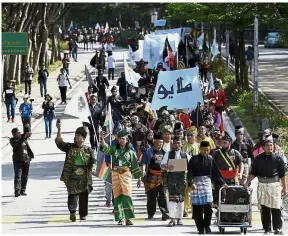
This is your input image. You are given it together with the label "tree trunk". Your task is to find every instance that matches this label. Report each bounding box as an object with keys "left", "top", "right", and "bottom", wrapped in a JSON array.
[
  {"left": 39, "top": 3, "right": 49, "bottom": 67},
  {"left": 218, "top": 24, "right": 222, "bottom": 55},
  {"left": 3, "top": 55, "right": 9, "bottom": 86},
  {"left": 15, "top": 55, "right": 22, "bottom": 85},
  {"left": 8, "top": 55, "right": 17, "bottom": 83},
  {"left": 239, "top": 29, "right": 246, "bottom": 88},
  {"left": 234, "top": 29, "right": 240, "bottom": 85},
  {"left": 57, "top": 39, "right": 61, "bottom": 60}
]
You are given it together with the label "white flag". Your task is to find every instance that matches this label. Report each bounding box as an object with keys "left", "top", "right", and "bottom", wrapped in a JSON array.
[
  {"left": 105, "top": 22, "right": 109, "bottom": 33},
  {"left": 85, "top": 65, "right": 94, "bottom": 87},
  {"left": 95, "top": 23, "right": 100, "bottom": 30},
  {"left": 124, "top": 54, "right": 141, "bottom": 87},
  {"left": 151, "top": 68, "right": 204, "bottom": 110},
  {"left": 58, "top": 27, "right": 62, "bottom": 34},
  {"left": 197, "top": 33, "right": 204, "bottom": 50},
  {"left": 211, "top": 39, "right": 220, "bottom": 61},
  {"left": 209, "top": 74, "right": 215, "bottom": 92},
  {"left": 64, "top": 89, "right": 91, "bottom": 122}
]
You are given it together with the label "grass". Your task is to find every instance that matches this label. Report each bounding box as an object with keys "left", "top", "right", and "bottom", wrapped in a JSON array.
[
  {"left": 15, "top": 60, "right": 62, "bottom": 95},
  {"left": 230, "top": 105, "right": 261, "bottom": 142}
]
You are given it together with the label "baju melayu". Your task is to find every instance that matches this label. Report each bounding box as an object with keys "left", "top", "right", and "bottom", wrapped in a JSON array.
[
  {"left": 143, "top": 147, "right": 169, "bottom": 219},
  {"left": 188, "top": 154, "right": 225, "bottom": 234},
  {"left": 161, "top": 149, "right": 191, "bottom": 222},
  {"left": 183, "top": 141, "right": 200, "bottom": 216},
  {"left": 101, "top": 144, "right": 142, "bottom": 222}
]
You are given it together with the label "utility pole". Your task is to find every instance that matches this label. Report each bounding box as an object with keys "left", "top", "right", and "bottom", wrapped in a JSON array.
[
  {"left": 226, "top": 29, "right": 230, "bottom": 73},
  {"left": 253, "top": 14, "right": 259, "bottom": 107}
]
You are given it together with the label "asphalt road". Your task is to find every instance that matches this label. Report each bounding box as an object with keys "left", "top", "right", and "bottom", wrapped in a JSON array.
[
  {"left": 1, "top": 46, "right": 285, "bottom": 234},
  {"left": 222, "top": 45, "right": 288, "bottom": 115}
]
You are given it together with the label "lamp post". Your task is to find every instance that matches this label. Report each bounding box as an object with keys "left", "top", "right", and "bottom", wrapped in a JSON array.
[{"left": 253, "top": 14, "right": 259, "bottom": 107}]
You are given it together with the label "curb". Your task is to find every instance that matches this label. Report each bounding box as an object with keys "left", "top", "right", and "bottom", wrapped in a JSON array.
[{"left": 1, "top": 66, "right": 94, "bottom": 155}]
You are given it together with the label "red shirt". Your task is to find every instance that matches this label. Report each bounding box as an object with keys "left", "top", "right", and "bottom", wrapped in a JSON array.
[
  {"left": 208, "top": 89, "right": 226, "bottom": 108},
  {"left": 179, "top": 112, "right": 191, "bottom": 129}
]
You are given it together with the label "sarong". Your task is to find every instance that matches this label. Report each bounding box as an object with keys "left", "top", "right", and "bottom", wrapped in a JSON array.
[
  {"left": 168, "top": 172, "right": 186, "bottom": 203},
  {"left": 190, "top": 176, "right": 213, "bottom": 206},
  {"left": 112, "top": 167, "right": 135, "bottom": 221},
  {"left": 145, "top": 169, "right": 163, "bottom": 193},
  {"left": 257, "top": 182, "right": 282, "bottom": 210}
]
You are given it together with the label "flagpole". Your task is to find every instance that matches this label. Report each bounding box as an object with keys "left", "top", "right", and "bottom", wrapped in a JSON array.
[{"left": 186, "top": 39, "right": 189, "bottom": 68}]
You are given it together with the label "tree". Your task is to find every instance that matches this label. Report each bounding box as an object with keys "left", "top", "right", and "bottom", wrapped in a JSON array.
[
  {"left": 2, "top": 3, "right": 71, "bottom": 86},
  {"left": 165, "top": 3, "right": 288, "bottom": 90}
]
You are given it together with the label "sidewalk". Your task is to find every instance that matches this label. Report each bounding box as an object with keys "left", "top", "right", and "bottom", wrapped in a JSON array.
[{"left": 1, "top": 48, "right": 98, "bottom": 153}]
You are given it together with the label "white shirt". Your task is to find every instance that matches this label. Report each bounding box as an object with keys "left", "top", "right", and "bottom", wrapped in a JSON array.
[
  {"left": 161, "top": 150, "right": 191, "bottom": 166},
  {"left": 163, "top": 142, "right": 171, "bottom": 153},
  {"left": 58, "top": 74, "right": 69, "bottom": 87},
  {"left": 106, "top": 44, "right": 113, "bottom": 52},
  {"left": 108, "top": 55, "right": 115, "bottom": 69}
]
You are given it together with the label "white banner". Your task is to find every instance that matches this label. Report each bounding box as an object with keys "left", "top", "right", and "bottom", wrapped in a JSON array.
[
  {"left": 64, "top": 88, "right": 91, "bottom": 122},
  {"left": 134, "top": 40, "right": 144, "bottom": 62},
  {"left": 153, "top": 28, "right": 182, "bottom": 42},
  {"left": 154, "top": 19, "right": 167, "bottom": 27},
  {"left": 124, "top": 54, "right": 141, "bottom": 87},
  {"left": 150, "top": 68, "right": 204, "bottom": 110},
  {"left": 143, "top": 33, "right": 179, "bottom": 69}
]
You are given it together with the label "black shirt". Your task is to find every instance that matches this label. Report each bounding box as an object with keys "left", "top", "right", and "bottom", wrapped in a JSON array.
[
  {"left": 42, "top": 101, "right": 54, "bottom": 116},
  {"left": 231, "top": 137, "right": 254, "bottom": 161},
  {"left": 3, "top": 86, "right": 15, "bottom": 100},
  {"left": 213, "top": 148, "right": 243, "bottom": 171},
  {"left": 250, "top": 152, "right": 285, "bottom": 178},
  {"left": 188, "top": 154, "right": 225, "bottom": 186},
  {"left": 150, "top": 150, "right": 164, "bottom": 171}
]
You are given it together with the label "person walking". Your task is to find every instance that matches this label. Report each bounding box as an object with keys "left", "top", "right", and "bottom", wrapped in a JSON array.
[
  {"left": 23, "top": 64, "right": 34, "bottom": 96},
  {"left": 2, "top": 80, "right": 17, "bottom": 122},
  {"left": 142, "top": 134, "right": 170, "bottom": 221},
  {"left": 95, "top": 70, "right": 109, "bottom": 107},
  {"left": 245, "top": 46, "right": 254, "bottom": 75},
  {"left": 116, "top": 72, "right": 128, "bottom": 100},
  {"left": 107, "top": 52, "right": 116, "bottom": 80},
  {"left": 42, "top": 94, "right": 55, "bottom": 139},
  {"left": 188, "top": 141, "right": 226, "bottom": 234},
  {"left": 161, "top": 136, "right": 191, "bottom": 227},
  {"left": 19, "top": 95, "right": 33, "bottom": 133},
  {"left": 244, "top": 137, "right": 286, "bottom": 235},
  {"left": 100, "top": 130, "right": 143, "bottom": 226},
  {"left": 38, "top": 65, "right": 49, "bottom": 97},
  {"left": 10, "top": 127, "right": 34, "bottom": 197},
  {"left": 62, "top": 53, "right": 71, "bottom": 76},
  {"left": 55, "top": 124, "right": 96, "bottom": 222},
  {"left": 57, "top": 68, "right": 72, "bottom": 104}
]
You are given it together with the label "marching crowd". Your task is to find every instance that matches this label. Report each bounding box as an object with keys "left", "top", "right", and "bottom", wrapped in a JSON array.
[{"left": 6, "top": 26, "right": 287, "bottom": 235}]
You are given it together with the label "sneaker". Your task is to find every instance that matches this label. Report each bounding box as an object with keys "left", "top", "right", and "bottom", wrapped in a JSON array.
[
  {"left": 80, "top": 216, "right": 86, "bottom": 220},
  {"left": 162, "top": 215, "right": 169, "bottom": 221},
  {"left": 20, "top": 192, "right": 27, "bottom": 196},
  {"left": 117, "top": 219, "right": 124, "bottom": 225},
  {"left": 183, "top": 212, "right": 188, "bottom": 217},
  {"left": 263, "top": 231, "right": 270, "bottom": 235},
  {"left": 70, "top": 213, "right": 76, "bottom": 222},
  {"left": 146, "top": 215, "right": 153, "bottom": 220},
  {"left": 7, "top": 119, "right": 11, "bottom": 122},
  {"left": 105, "top": 200, "right": 111, "bottom": 208},
  {"left": 15, "top": 193, "right": 20, "bottom": 197},
  {"left": 167, "top": 219, "right": 175, "bottom": 227}
]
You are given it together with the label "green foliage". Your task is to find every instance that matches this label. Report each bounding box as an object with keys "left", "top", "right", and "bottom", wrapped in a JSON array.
[
  {"left": 209, "top": 56, "right": 227, "bottom": 81},
  {"left": 275, "top": 127, "right": 288, "bottom": 155},
  {"left": 278, "top": 33, "right": 288, "bottom": 48},
  {"left": 48, "top": 39, "right": 68, "bottom": 52}
]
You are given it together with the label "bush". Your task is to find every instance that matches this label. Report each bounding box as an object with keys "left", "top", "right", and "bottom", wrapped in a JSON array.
[
  {"left": 238, "top": 90, "right": 254, "bottom": 111},
  {"left": 275, "top": 127, "right": 288, "bottom": 155},
  {"left": 47, "top": 39, "right": 68, "bottom": 52},
  {"left": 209, "top": 55, "right": 227, "bottom": 80}
]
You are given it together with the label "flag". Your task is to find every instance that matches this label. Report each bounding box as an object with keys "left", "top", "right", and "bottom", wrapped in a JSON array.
[
  {"left": 211, "top": 39, "right": 220, "bottom": 61},
  {"left": 95, "top": 23, "right": 100, "bottom": 30},
  {"left": 162, "top": 37, "right": 174, "bottom": 69},
  {"left": 58, "top": 26, "right": 62, "bottom": 34},
  {"left": 67, "top": 21, "right": 73, "bottom": 31},
  {"left": 209, "top": 74, "right": 215, "bottom": 92},
  {"left": 128, "top": 45, "right": 134, "bottom": 65},
  {"left": 85, "top": 65, "right": 94, "bottom": 87},
  {"left": 104, "top": 22, "right": 109, "bottom": 33},
  {"left": 96, "top": 152, "right": 111, "bottom": 182},
  {"left": 104, "top": 103, "right": 113, "bottom": 134},
  {"left": 197, "top": 33, "right": 204, "bottom": 50},
  {"left": 124, "top": 54, "right": 141, "bottom": 87},
  {"left": 64, "top": 88, "right": 90, "bottom": 122}
]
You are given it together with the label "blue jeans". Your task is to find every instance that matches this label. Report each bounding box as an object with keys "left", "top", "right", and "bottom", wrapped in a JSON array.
[
  {"left": 5, "top": 99, "right": 16, "bottom": 119},
  {"left": 44, "top": 114, "right": 54, "bottom": 138},
  {"left": 39, "top": 80, "right": 47, "bottom": 97},
  {"left": 64, "top": 68, "right": 69, "bottom": 75}
]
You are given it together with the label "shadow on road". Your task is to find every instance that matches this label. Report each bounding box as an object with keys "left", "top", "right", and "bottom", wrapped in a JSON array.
[{"left": 2, "top": 161, "right": 64, "bottom": 180}]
